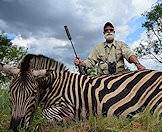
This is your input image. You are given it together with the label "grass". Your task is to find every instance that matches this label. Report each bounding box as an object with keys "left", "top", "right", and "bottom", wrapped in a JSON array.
[
  {"left": 0, "top": 88, "right": 11, "bottom": 132},
  {"left": 0, "top": 87, "right": 162, "bottom": 132}
]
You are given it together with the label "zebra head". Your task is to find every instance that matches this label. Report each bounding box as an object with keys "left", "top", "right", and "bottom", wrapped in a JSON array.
[
  {"left": 0, "top": 54, "right": 66, "bottom": 131},
  {"left": 0, "top": 56, "right": 47, "bottom": 131},
  {"left": 9, "top": 71, "right": 39, "bottom": 131}
]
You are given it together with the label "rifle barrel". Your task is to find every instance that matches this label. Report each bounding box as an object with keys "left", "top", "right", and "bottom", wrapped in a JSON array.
[{"left": 64, "top": 26, "right": 78, "bottom": 57}]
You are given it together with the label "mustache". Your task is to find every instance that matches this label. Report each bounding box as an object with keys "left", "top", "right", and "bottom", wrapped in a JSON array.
[{"left": 105, "top": 32, "right": 114, "bottom": 35}]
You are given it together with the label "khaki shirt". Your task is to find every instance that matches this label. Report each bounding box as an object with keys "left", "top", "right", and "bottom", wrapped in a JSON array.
[{"left": 84, "top": 40, "right": 135, "bottom": 75}]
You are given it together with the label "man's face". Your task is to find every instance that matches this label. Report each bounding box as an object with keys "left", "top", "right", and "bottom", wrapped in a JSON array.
[
  {"left": 103, "top": 26, "right": 115, "bottom": 42},
  {"left": 104, "top": 26, "right": 114, "bottom": 34}
]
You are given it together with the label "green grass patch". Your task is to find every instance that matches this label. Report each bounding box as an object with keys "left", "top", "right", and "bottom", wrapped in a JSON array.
[{"left": 0, "top": 88, "right": 11, "bottom": 132}]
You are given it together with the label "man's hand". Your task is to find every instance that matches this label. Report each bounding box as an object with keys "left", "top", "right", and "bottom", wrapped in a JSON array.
[
  {"left": 129, "top": 55, "right": 146, "bottom": 71},
  {"left": 73, "top": 56, "right": 87, "bottom": 74},
  {"left": 73, "top": 56, "right": 85, "bottom": 66},
  {"left": 135, "top": 63, "right": 146, "bottom": 71}
]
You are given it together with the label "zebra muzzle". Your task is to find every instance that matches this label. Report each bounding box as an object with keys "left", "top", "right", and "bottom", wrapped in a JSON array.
[{"left": 10, "top": 116, "right": 25, "bottom": 132}]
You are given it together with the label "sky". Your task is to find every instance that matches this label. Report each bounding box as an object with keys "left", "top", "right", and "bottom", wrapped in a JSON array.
[{"left": 0, "top": 0, "right": 161, "bottom": 72}]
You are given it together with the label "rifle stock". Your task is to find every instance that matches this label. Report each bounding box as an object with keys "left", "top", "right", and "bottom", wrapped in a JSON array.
[{"left": 77, "top": 63, "right": 86, "bottom": 75}]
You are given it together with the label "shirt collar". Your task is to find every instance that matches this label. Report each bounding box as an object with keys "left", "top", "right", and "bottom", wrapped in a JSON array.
[{"left": 104, "top": 40, "right": 116, "bottom": 49}]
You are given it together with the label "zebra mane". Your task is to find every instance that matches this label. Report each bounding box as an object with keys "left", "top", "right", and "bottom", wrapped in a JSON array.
[{"left": 19, "top": 54, "right": 67, "bottom": 72}]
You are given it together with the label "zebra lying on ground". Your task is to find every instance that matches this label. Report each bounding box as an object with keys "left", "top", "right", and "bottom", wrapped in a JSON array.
[{"left": 0, "top": 54, "right": 162, "bottom": 131}]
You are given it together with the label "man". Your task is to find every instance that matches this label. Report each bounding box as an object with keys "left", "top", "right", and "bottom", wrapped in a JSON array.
[{"left": 74, "top": 22, "right": 145, "bottom": 76}]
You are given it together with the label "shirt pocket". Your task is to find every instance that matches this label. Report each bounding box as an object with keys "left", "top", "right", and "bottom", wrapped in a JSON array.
[
  {"left": 97, "top": 53, "right": 106, "bottom": 62},
  {"left": 116, "top": 49, "right": 123, "bottom": 62}
]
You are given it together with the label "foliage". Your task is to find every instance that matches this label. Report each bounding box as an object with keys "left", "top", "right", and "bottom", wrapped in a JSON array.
[
  {"left": 134, "top": 2, "right": 162, "bottom": 63},
  {"left": 0, "top": 33, "right": 27, "bottom": 83}
]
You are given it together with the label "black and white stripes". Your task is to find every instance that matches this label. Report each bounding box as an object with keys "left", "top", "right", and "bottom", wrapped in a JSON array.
[
  {"left": 40, "top": 65, "right": 162, "bottom": 121},
  {"left": 9, "top": 54, "right": 162, "bottom": 131},
  {"left": 9, "top": 71, "right": 39, "bottom": 131}
]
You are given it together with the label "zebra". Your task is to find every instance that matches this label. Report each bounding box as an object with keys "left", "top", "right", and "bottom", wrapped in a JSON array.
[
  {"left": 1, "top": 54, "right": 162, "bottom": 131},
  {"left": 0, "top": 55, "right": 50, "bottom": 132}
]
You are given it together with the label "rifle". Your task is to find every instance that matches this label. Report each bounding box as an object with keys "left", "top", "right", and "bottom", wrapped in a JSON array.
[{"left": 64, "top": 26, "right": 86, "bottom": 74}]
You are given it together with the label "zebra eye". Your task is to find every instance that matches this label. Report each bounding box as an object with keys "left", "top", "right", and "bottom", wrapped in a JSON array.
[
  {"left": 34, "top": 90, "right": 37, "bottom": 94},
  {"left": 31, "top": 90, "right": 37, "bottom": 95}
]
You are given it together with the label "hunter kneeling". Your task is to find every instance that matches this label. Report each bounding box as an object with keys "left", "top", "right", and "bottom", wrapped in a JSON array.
[{"left": 74, "top": 22, "right": 145, "bottom": 76}]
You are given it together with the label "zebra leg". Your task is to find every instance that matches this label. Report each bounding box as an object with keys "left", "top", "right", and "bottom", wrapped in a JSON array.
[{"left": 42, "top": 105, "right": 75, "bottom": 124}]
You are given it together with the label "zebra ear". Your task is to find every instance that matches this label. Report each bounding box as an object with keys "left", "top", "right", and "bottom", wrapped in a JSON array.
[
  {"left": 0, "top": 64, "right": 20, "bottom": 75},
  {"left": 32, "top": 69, "right": 47, "bottom": 77}
]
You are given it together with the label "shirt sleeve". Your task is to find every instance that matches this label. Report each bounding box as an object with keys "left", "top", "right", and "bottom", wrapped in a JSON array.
[
  {"left": 120, "top": 42, "right": 135, "bottom": 61},
  {"left": 83, "top": 47, "right": 98, "bottom": 68}
]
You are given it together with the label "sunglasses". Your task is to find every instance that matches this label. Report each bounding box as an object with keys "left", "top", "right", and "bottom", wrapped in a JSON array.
[{"left": 104, "top": 28, "right": 114, "bottom": 33}]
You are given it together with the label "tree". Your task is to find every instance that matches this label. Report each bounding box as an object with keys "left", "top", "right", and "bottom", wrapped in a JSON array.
[
  {"left": 134, "top": 2, "right": 162, "bottom": 63},
  {"left": 0, "top": 33, "right": 27, "bottom": 84}
]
